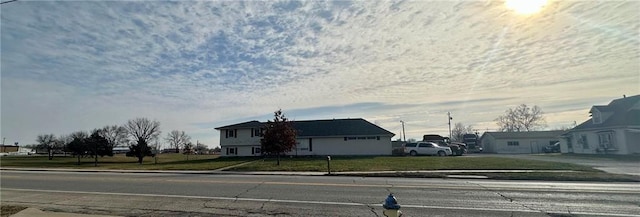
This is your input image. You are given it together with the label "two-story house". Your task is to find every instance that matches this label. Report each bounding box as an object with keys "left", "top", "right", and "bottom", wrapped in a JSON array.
[
  {"left": 215, "top": 118, "right": 395, "bottom": 157},
  {"left": 563, "top": 95, "right": 640, "bottom": 155}
]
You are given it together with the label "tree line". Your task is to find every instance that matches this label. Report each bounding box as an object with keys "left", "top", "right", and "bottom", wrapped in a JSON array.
[{"left": 34, "top": 117, "right": 210, "bottom": 165}]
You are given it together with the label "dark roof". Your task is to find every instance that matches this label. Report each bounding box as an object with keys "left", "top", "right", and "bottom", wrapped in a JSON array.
[
  {"left": 215, "top": 120, "right": 263, "bottom": 130},
  {"left": 293, "top": 118, "right": 394, "bottom": 137},
  {"left": 216, "top": 118, "right": 395, "bottom": 137},
  {"left": 574, "top": 95, "right": 640, "bottom": 130},
  {"left": 481, "top": 131, "right": 566, "bottom": 140}
]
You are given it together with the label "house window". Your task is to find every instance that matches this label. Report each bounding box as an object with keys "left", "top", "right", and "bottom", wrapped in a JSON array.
[
  {"left": 598, "top": 132, "right": 615, "bottom": 149},
  {"left": 229, "top": 147, "right": 235, "bottom": 154},
  {"left": 344, "top": 137, "right": 357, "bottom": 141},
  {"left": 309, "top": 138, "right": 313, "bottom": 152},
  {"left": 367, "top": 136, "right": 376, "bottom": 140},
  {"left": 579, "top": 135, "right": 589, "bottom": 149},
  {"left": 228, "top": 129, "right": 235, "bottom": 138},
  {"left": 254, "top": 128, "right": 261, "bottom": 137},
  {"left": 507, "top": 141, "right": 519, "bottom": 146},
  {"left": 357, "top": 137, "right": 366, "bottom": 140},
  {"left": 592, "top": 111, "right": 602, "bottom": 124}
]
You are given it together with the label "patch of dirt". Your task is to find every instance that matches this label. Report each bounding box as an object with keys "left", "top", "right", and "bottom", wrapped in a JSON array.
[{"left": 1, "top": 205, "right": 28, "bottom": 217}]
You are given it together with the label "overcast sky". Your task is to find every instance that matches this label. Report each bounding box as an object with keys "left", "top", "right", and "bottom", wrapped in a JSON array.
[{"left": 1, "top": 0, "right": 638, "bottom": 147}]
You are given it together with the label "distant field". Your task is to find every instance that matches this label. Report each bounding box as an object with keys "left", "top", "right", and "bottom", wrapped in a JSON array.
[
  {"left": 0, "top": 154, "right": 256, "bottom": 170},
  {"left": 227, "top": 156, "right": 598, "bottom": 172}
]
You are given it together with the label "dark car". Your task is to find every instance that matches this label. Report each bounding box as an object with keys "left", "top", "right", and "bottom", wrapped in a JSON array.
[
  {"left": 437, "top": 141, "right": 467, "bottom": 156},
  {"left": 543, "top": 142, "right": 560, "bottom": 153}
]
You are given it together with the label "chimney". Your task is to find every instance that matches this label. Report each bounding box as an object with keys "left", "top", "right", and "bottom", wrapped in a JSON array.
[{"left": 623, "top": 94, "right": 626, "bottom": 98}]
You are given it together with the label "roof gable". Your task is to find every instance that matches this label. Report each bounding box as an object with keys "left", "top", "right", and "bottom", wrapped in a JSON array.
[
  {"left": 574, "top": 95, "right": 640, "bottom": 130},
  {"left": 215, "top": 120, "right": 263, "bottom": 130}
]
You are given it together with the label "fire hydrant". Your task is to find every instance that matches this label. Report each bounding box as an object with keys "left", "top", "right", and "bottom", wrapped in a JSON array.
[{"left": 382, "top": 194, "right": 402, "bottom": 217}]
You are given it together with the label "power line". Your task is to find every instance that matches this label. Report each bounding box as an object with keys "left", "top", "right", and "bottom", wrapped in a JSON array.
[{"left": 0, "top": 0, "right": 19, "bottom": 5}]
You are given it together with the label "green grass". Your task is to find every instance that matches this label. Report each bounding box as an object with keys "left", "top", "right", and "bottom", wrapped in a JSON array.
[
  {"left": 3, "top": 154, "right": 635, "bottom": 181},
  {"left": 0, "top": 154, "right": 256, "bottom": 170},
  {"left": 227, "top": 156, "right": 598, "bottom": 172}
]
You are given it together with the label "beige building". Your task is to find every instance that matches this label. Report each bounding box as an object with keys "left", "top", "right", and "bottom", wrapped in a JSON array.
[
  {"left": 0, "top": 145, "right": 19, "bottom": 153},
  {"left": 480, "top": 131, "right": 565, "bottom": 154},
  {"left": 215, "top": 118, "right": 395, "bottom": 157}
]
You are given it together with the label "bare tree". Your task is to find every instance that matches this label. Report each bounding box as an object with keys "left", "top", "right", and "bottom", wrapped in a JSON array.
[
  {"left": 183, "top": 142, "right": 194, "bottom": 160},
  {"left": 36, "top": 134, "right": 57, "bottom": 160},
  {"left": 451, "top": 123, "right": 474, "bottom": 142},
  {"left": 495, "top": 104, "right": 546, "bottom": 132},
  {"left": 124, "top": 118, "right": 161, "bottom": 142},
  {"left": 124, "top": 118, "right": 161, "bottom": 164},
  {"left": 58, "top": 134, "right": 74, "bottom": 157},
  {"left": 195, "top": 142, "right": 208, "bottom": 155},
  {"left": 70, "top": 131, "right": 89, "bottom": 141},
  {"left": 165, "top": 130, "right": 191, "bottom": 153},
  {"left": 99, "top": 125, "right": 128, "bottom": 149}
]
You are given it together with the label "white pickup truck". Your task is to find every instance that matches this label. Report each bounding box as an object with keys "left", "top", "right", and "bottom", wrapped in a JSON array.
[{"left": 404, "top": 142, "right": 452, "bottom": 156}]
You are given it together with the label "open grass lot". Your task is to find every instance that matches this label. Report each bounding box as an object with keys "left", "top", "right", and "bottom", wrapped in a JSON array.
[
  {"left": 0, "top": 154, "right": 256, "bottom": 170},
  {"left": 227, "top": 156, "right": 599, "bottom": 172}
]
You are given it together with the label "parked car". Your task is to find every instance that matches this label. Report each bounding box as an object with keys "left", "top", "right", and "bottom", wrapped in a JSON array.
[
  {"left": 434, "top": 141, "right": 467, "bottom": 156},
  {"left": 404, "top": 142, "right": 452, "bottom": 156},
  {"left": 423, "top": 134, "right": 467, "bottom": 156},
  {"left": 543, "top": 142, "right": 561, "bottom": 153}
]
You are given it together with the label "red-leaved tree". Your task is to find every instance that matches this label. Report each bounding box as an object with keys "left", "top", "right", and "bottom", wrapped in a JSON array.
[{"left": 261, "top": 110, "right": 297, "bottom": 166}]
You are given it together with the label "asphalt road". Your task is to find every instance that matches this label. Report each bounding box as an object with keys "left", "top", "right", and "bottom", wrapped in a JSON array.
[
  {"left": 484, "top": 154, "right": 640, "bottom": 176},
  {"left": 2, "top": 170, "right": 639, "bottom": 217}
]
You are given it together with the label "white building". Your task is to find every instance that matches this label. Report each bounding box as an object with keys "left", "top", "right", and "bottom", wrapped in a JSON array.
[
  {"left": 480, "top": 131, "right": 565, "bottom": 154},
  {"left": 563, "top": 95, "right": 640, "bottom": 155},
  {"left": 215, "top": 118, "right": 395, "bottom": 157}
]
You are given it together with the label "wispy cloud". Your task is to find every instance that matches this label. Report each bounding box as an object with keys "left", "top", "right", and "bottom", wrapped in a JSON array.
[{"left": 1, "top": 1, "right": 638, "bottom": 145}]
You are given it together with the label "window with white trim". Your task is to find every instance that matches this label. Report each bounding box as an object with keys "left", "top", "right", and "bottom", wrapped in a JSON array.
[
  {"left": 507, "top": 141, "right": 519, "bottom": 146},
  {"left": 592, "top": 111, "right": 602, "bottom": 124},
  {"left": 598, "top": 132, "right": 615, "bottom": 149}
]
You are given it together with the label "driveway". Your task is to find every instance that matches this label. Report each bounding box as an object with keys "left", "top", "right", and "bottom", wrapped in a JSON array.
[{"left": 477, "top": 154, "right": 640, "bottom": 177}]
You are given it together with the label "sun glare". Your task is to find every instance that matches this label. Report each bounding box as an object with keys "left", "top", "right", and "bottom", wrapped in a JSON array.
[{"left": 505, "top": 0, "right": 548, "bottom": 15}]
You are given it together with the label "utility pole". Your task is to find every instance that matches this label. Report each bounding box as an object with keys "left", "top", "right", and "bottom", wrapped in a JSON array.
[
  {"left": 448, "top": 112, "right": 453, "bottom": 140},
  {"left": 2, "top": 137, "right": 5, "bottom": 145},
  {"left": 400, "top": 120, "right": 406, "bottom": 142}
]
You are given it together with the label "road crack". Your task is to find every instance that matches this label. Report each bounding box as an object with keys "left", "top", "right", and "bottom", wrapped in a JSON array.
[
  {"left": 233, "top": 181, "right": 264, "bottom": 202},
  {"left": 470, "top": 181, "right": 559, "bottom": 216},
  {"left": 349, "top": 199, "right": 381, "bottom": 217}
]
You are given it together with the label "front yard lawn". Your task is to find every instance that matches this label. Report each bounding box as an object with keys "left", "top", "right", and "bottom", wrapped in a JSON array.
[
  {"left": 0, "top": 154, "right": 256, "bottom": 170},
  {"left": 227, "top": 156, "right": 598, "bottom": 172}
]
